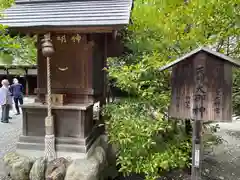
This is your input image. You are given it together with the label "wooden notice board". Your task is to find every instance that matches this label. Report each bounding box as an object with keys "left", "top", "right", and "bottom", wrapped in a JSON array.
[{"left": 169, "top": 51, "right": 232, "bottom": 121}]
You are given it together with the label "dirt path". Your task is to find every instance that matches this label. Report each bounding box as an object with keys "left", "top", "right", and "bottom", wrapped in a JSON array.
[
  {"left": 164, "top": 117, "right": 240, "bottom": 180},
  {"left": 202, "top": 117, "right": 240, "bottom": 180},
  {"left": 0, "top": 97, "right": 34, "bottom": 180}
]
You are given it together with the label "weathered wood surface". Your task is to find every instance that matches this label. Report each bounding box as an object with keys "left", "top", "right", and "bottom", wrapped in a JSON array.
[
  {"left": 169, "top": 51, "right": 232, "bottom": 122},
  {"left": 37, "top": 33, "right": 106, "bottom": 104}
]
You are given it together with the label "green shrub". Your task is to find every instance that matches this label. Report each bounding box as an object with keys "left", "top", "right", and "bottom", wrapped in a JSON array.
[
  {"left": 103, "top": 0, "right": 239, "bottom": 179},
  {"left": 103, "top": 99, "right": 191, "bottom": 180}
]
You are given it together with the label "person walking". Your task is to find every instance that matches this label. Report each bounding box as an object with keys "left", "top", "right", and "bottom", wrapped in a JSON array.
[
  {"left": 0, "top": 79, "right": 12, "bottom": 123},
  {"left": 10, "top": 78, "right": 24, "bottom": 115}
]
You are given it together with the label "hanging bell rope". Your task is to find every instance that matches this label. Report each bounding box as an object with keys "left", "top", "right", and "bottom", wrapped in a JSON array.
[
  {"left": 46, "top": 56, "right": 52, "bottom": 117},
  {"left": 41, "top": 33, "right": 56, "bottom": 161}
]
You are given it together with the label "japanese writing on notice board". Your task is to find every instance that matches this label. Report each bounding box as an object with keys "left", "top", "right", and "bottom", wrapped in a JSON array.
[
  {"left": 192, "top": 66, "right": 206, "bottom": 118},
  {"left": 213, "top": 65, "right": 222, "bottom": 114},
  {"left": 168, "top": 52, "right": 233, "bottom": 121}
]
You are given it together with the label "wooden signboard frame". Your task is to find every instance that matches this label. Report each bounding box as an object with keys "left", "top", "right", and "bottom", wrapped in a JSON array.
[
  {"left": 169, "top": 51, "right": 233, "bottom": 121},
  {"left": 159, "top": 47, "right": 240, "bottom": 180}
]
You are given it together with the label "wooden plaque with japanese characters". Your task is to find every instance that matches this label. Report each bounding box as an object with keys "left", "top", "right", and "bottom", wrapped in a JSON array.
[{"left": 169, "top": 51, "right": 232, "bottom": 122}]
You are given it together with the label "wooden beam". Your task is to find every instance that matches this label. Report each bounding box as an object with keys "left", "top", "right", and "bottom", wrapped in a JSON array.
[
  {"left": 35, "top": 88, "right": 97, "bottom": 95},
  {"left": 0, "top": 65, "right": 37, "bottom": 69},
  {"left": 7, "top": 25, "right": 125, "bottom": 35}
]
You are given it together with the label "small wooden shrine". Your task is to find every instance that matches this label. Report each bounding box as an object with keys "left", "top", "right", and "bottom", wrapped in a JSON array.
[
  {"left": 159, "top": 47, "right": 240, "bottom": 122},
  {"left": 0, "top": 0, "right": 133, "bottom": 158}
]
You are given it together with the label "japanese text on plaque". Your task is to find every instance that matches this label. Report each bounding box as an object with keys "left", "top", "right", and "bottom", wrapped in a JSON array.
[
  {"left": 193, "top": 66, "right": 206, "bottom": 118},
  {"left": 56, "top": 34, "right": 82, "bottom": 44}
]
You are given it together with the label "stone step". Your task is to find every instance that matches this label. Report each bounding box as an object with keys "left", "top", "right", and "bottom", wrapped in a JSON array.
[
  {"left": 17, "top": 142, "right": 44, "bottom": 151},
  {"left": 17, "top": 141, "right": 87, "bottom": 153},
  {"left": 19, "top": 136, "right": 86, "bottom": 145},
  {"left": 56, "top": 144, "right": 87, "bottom": 153}
]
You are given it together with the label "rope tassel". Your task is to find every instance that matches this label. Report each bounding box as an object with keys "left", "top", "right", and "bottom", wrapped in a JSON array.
[{"left": 43, "top": 48, "right": 56, "bottom": 161}]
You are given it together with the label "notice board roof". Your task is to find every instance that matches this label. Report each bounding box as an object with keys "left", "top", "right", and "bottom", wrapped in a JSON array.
[
  {"left": 159, "top": 47, "right": 240, "bottom": 72},
  {"left": 0, "top": 0, "right": 132, "bottom": 28}
]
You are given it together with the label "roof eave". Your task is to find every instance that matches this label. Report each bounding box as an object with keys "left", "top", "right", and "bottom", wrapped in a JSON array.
[
  {"left": 6, "top": 24, "right": 127, "bottom": 35},
  {"left": 159, "top": 47, "right": 240, "bottom": 72}
]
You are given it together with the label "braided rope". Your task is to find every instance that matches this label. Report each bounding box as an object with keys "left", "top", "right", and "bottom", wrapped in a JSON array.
[
  {"left": 47, "top": 57, "right": 52, "bottom": 117},
  {"left": 44, "top": 56, "right": 56, "bottom": 161},
  {"left": 44, "top": 134, "right": 56, "bottom": 161}
]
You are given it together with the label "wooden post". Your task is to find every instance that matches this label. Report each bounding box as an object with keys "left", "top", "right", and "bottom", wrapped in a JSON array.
[
  {"left": 103, "top": 33, "right": 108, "bottom": 105},
  {"left": 24, "top": 69, "right": 29, "bottom": 96},
  {"left": 6, "top": 68, "right": 9, "bottom": 80},
  {"left": 25, "top": 76, "right": 29, "bottom": 96},
  {"left": 191, "top": 62, "right": 205, "bottom": 180},
  {"left": 191, "top": 119, "right": 202, "bottom": 180}
]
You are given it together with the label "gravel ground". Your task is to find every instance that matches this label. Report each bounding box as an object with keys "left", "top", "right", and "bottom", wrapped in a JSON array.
[
  {"left": 0, "top": 97, "right": 34, "bottom": 179},
  {"left": 0, "top": 97, "right": 239, "bottom": 180},
  {"left": 201, "top": 118, "right": 240, "bottom": 180},
  {"left": 160, "top": 117, "right": 240, "bottom": 180}
]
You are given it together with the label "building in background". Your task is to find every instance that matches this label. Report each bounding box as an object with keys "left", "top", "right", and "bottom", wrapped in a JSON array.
[{"left": 0, "top": 64, "right": 37, "bottom": 96}]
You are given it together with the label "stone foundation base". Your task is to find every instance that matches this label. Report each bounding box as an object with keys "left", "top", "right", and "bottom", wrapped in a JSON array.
[
  {"left": 16, "top": 134, "right": 103, "bottom": 160},
  {"left": 16, "top": 124, "right": 104, "bottom": 160},
  {"left": 4, "top": 134, "right": 118, "bottom": 180}
]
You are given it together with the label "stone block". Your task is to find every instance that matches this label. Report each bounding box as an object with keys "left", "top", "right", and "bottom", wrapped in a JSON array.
[
  {"left": 29, "top": 157, "right": 46, "bottom": 180},
  {"left": 3, "top": 152, "right": 34, "bottom": 180},
  {"left": 64, "top": 145, "right": 106, "bottom": 180},
  {"left": 45, "top": 157, "right": 69, "bottom": 180}
]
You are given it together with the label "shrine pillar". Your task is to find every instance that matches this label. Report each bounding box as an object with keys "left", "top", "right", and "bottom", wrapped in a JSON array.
[{"left": 24, "top": 69, "right": 29, "bottom": 96}]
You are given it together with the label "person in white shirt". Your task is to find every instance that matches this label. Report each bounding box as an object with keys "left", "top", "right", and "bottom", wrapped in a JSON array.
[{"left": 0, "top": 79, "right": 12, "bottom": 123}]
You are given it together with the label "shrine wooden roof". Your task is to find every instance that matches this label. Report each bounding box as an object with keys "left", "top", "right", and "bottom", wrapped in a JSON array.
[
  {"left": 159, "top": 47, "right": 240, "bottom": 72},
  {"left": 0, "top": 0, "right": 133, "bottom": 29}
]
